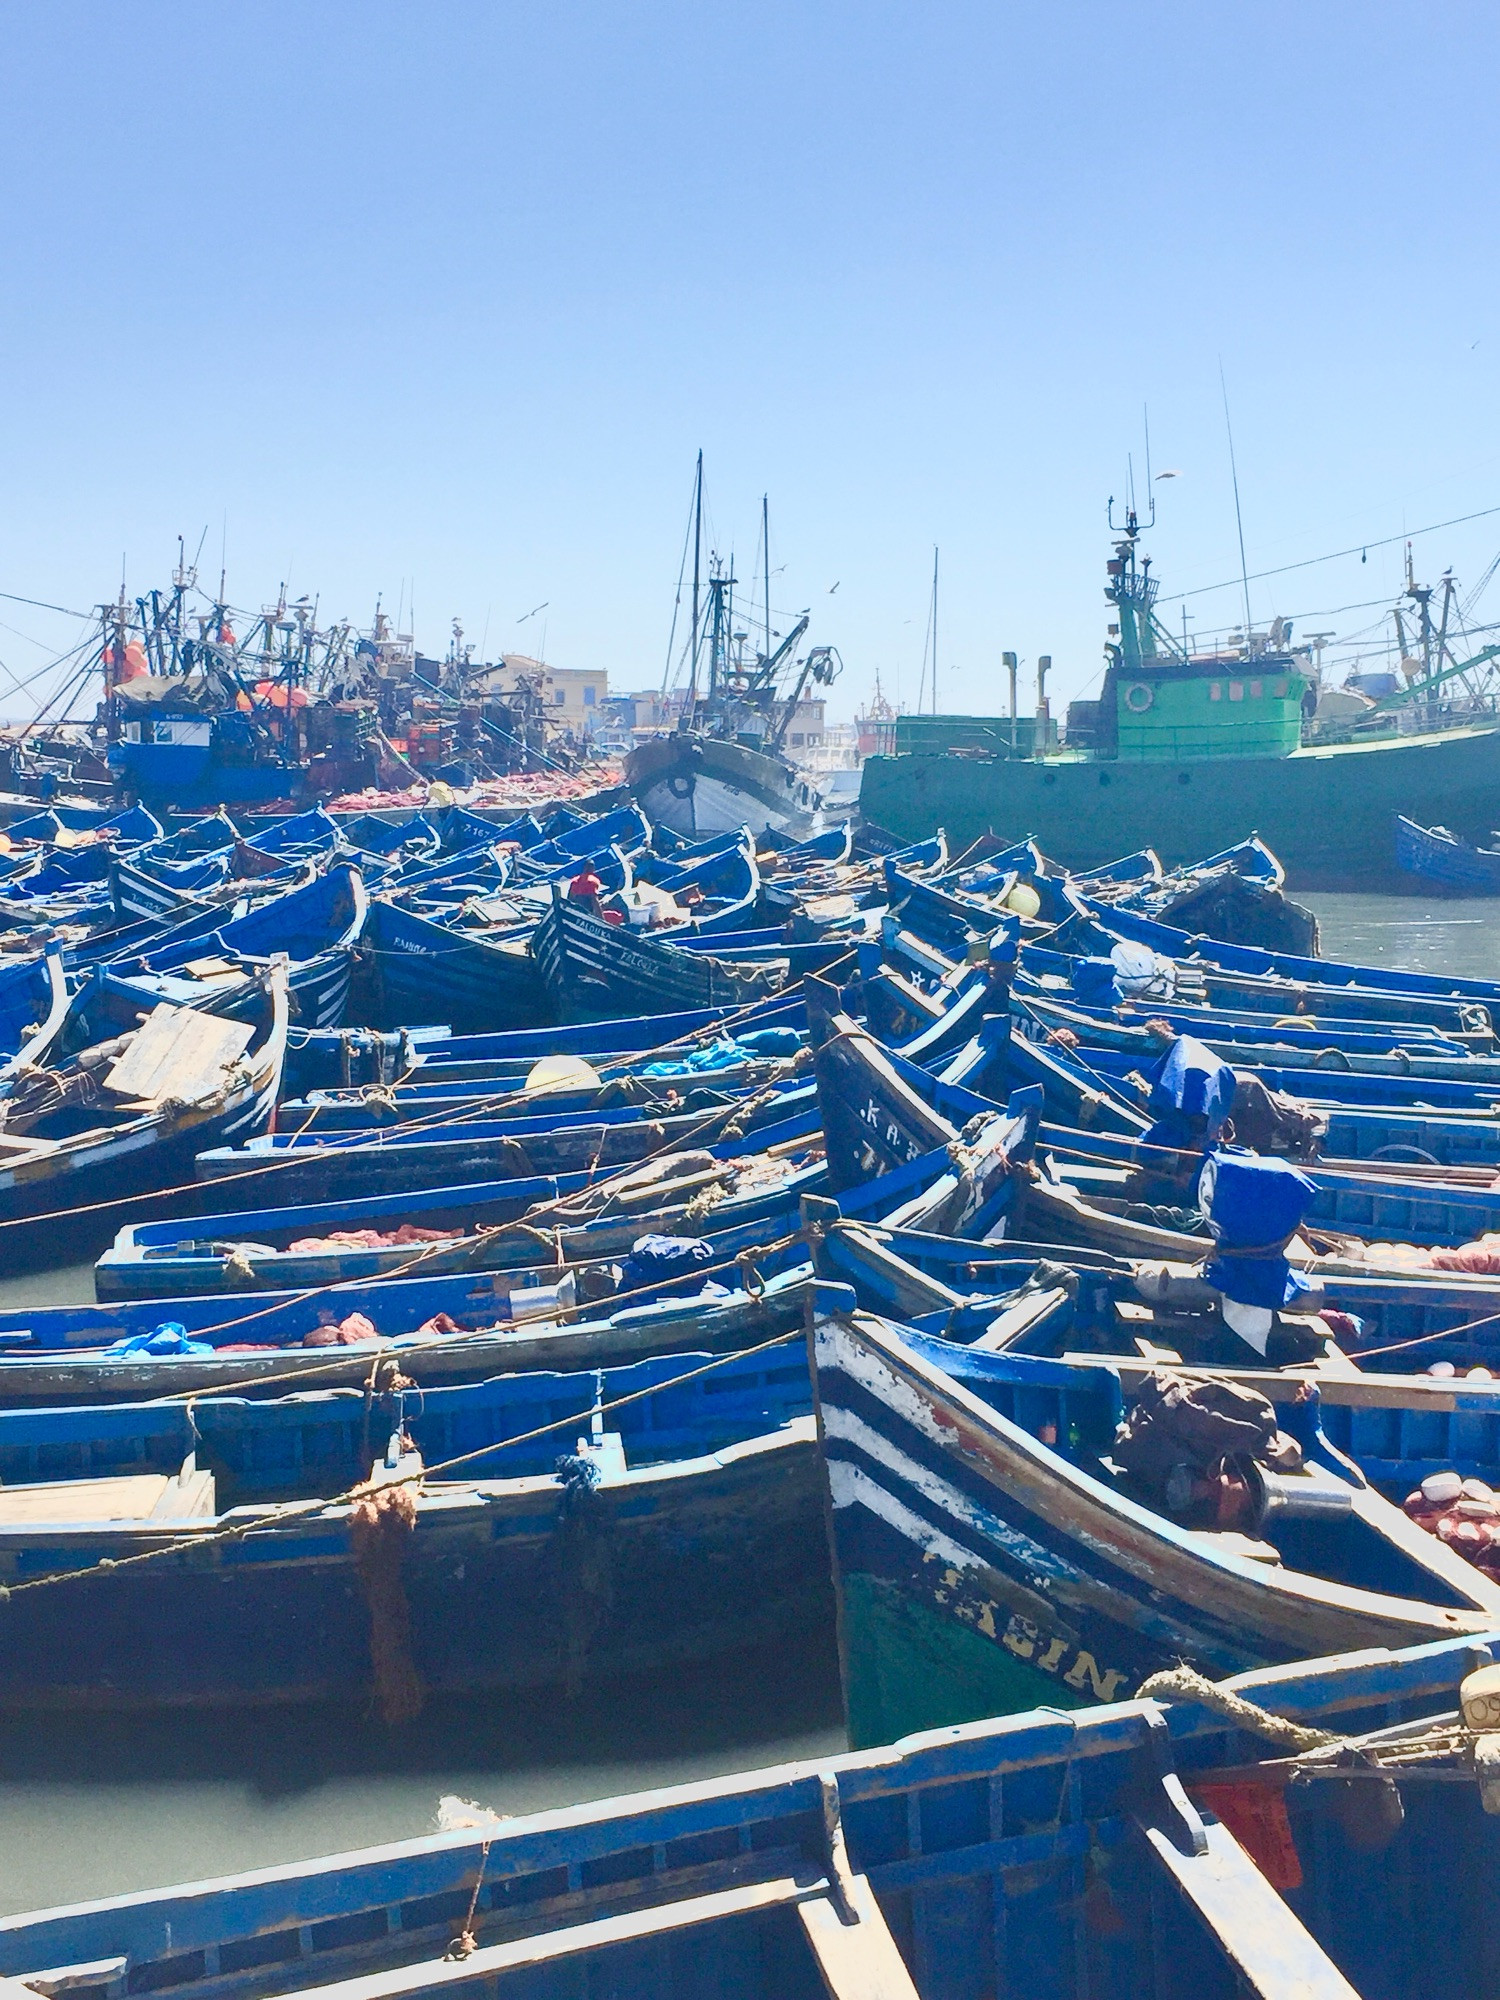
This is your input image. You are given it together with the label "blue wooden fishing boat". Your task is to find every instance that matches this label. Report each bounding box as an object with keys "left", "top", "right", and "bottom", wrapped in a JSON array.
[
  {"left": 0, "top": 1341, "right": 812, "bottom": 1502},
  {"left": 98, "top": 1130, "right": 825, "bottom": 1295},
  {"left": 100, "top": 1057, "right": 1035, "bottom": 1299},
  {"left": 808, "top": 1288, "right": 1500, "bottom": 1747},
  {"left": 1394, "top": 812, "right": 1500, "bottom": 894},
  {"left": 193, "top": 1082, "right": 819, "bottom": 1205},
  {"left": 103, "top": 860, "right": 367, "bottom": 1030},
  {"left": 336, "top": 810, "right": 441, "bottom": 861},
  {"left": 0, "top": 965, "right": 289, "bottom": 1270},
  {"left": 1085, "top": 894, "right": 1500, "bottom": 1008},
  {"left": 0, "top": 1347, "right": 824, "bottom": 1711},
  {"left": 531, "top": 886, "right": 840, "bottom": 1020},
  {"left": 363, "top": 895, "right": 552, "bottom": 1031},
  {"left": 0, "top": 948, "right": 68, "bottom": 1085},
  {"left": 104, "top": 847, "right": 227, "bottom": 920},
  {"left": 0, "top": 1259, "right": 818, "bottom": 1405},
  {"left": 0, "top": 1634, "right": 1492, "bottom": 1997},
  {"left": 281, "top": 993, "right": 806, "bottom": 1094},
  {"left": 812, "top": 1215, "right": 1500, "bottom": 1485}
]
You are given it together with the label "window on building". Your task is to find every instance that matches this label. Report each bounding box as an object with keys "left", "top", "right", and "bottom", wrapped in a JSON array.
[
  {"left": 791, "top": 732, "right": 804, "bottom": 746},
  {"left": 583, "top": 686, "right": 596, "bottom": 706}
]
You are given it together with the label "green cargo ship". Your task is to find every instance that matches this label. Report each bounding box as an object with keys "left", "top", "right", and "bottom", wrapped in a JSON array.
[{"left": 859, "top": 509, "right": 1500, "bottom": 887}]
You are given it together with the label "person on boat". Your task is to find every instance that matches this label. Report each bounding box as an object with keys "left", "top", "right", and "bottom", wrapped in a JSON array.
[{"left": 567, "top": 865, "right": 605, "bottom": 917}]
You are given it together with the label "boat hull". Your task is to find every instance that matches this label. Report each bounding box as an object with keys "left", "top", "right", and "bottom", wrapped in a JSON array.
[
  {"left": 627, "top": 734, "right": 822, "bottom": 838},
  {"left": 860, "top": 723, "right": 1500, "bottom": 888},
  {"left": 1394, "top": 812, "right": 1500, "bottom": 895},
  {"left": 0, "top": 1636, "right": 1490, "bottom": 2000},
  {"left": 0, "top": 1427, "right": 827, "bottom": 1710},
  {"left": 812, "top": 1308, "right": 1496, "bottom": 1749}
]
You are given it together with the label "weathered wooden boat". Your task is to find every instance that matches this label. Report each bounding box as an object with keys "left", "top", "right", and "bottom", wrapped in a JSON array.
[
  {"left": 811, "top": 1215, "right": 1500, "bottom": 1487},
  {"left": 0, "top": 1341, "right": 810, "bottom": 1503},
  {"left": 1394, "top": 813, "right": 1500, "bottom": 894},
  {"left": 531, "top": 885, "right": 834, "bottom": 1020},
  {"left": 1007, "top": 1016, "right": 1500, "bottom": 1170},
  {"left": 1032, "top": 1115, "right": 1500, "bottom": 1253},
  {"left": 193, "top": 1080, "right": 819, "bottom": 1205},
  {"left": 0, "top": 948, "right": 68, "bottom": 1086},
  {"left": 274, "top": 1059, "right": 797, "bottom": 1135},
  {"left": 100, "top": 1054, "right": 1036, "bottom": 1299},
  {"left": 0, "top": 966, "right": 289, "bottom": 1269},
  {"left": 282, "top": 993, "right": 806, "bottom": 1095},
  {"left": 0, "top": 1634, "right": 1494, "bottom": 1998},
  {"left": 1082, "top": 834, "right": 1321, "bottom": 953},
  {"left": 503, "top": 801, "right": 650, "bottom": 876},
  {"left": 336, "top": 810, "right": 440, "bottom": 861},
  {"left": 103, "top": 861, "right": 367, "bottom": 1030},
  {"left": 98, "top": 1132, "right": 826, "bottom": 1296},
  {"left": 107, "top": 847, "right": 234, "bottom": 922},
  {"left": 0, "top": 1259, "right": 818, "bottom": 1405},
  {"left": 1019, "top": 984, "right": 1500, "bottom": 1086},
  {"left": 1086, "top": 895, "right": 1500, "bottom": 1009},
  {"left": 808, "top": 1289, "right": 1500, "bottom": 1747},
  {"left": 0, "top": 1347, "right": 825, "bottom": 1711},
  {"left": 362, "top": 896, "right": 552, "bottom": 1032}
]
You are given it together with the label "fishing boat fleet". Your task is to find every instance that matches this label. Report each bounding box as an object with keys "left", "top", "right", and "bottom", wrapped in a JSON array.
[{"left": 0, "top": 773, "right": 1499, "bottom": 1991}]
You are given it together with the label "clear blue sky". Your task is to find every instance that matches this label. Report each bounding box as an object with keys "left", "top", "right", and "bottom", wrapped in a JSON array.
[{"left": 3, "top": 1, "right": 1500, "bottom": 723}]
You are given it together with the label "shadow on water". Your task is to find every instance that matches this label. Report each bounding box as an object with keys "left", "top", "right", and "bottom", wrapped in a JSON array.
[{"left": 0, "top": 1629, "right": 845, "bottom": 1914}]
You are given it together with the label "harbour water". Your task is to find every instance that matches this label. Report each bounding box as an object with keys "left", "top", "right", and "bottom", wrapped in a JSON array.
[
  {"left": 1302, "top": 890, "right": 1500, "bottom": 982},
  {"left": 0, "top": 886, "right": 1493, "bottom": 1916}
]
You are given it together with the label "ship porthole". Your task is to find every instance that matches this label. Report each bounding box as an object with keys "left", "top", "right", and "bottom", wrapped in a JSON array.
[
  {"left": 1177, "top": 771, "right": 1191, "bottom": 784},
  {"left": 1098, "top": 772, "right": 1112, "bottom": 786},
  {"left": 1043, "top": 772, "right": 1057, "bottom": 787},
  {"left": 1124, "top": 683, "right": 1154, "bottom": 712}
]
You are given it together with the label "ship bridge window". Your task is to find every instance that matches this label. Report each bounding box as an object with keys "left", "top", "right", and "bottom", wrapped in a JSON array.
[
  {"left": 1209, "top": 684, "right": 1222, "bottom": 701},
  {"left": 157, "top": 718, "right": 212, "bottom": 746},
  {"left": 1229, "top": 682, "right": 1245, "bottom": 701},
  {"left": 1274, "top": 679, "right": 1288, "bottom": 698},
  {"left": 1250, "top": 679, "right": 1263, "bottom": 698}
]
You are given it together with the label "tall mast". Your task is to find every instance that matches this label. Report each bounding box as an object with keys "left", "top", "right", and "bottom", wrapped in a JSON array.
[
  {"left": 931, "top": 546, "right": 939, "bottom": 715},
  {"left": 1220, "top": 363, "right": 1254, "bottom": 652},
  {"left": 686, "top": 450, "right": 703, "bottom": 723},
  {"left": 762, "top": 494, "right": 771, "bottom": 668}
]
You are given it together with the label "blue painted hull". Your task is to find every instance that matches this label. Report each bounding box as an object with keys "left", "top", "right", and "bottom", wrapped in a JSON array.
[
  {"left": 0, "top": 1422, "right": 822, "bottom": 1710},
  {"left": 364, "top": 897, "right": 552, "bottom": 1031},
  {"left": 1395, "top": 813, "right": 1500, "bottom": 894},
  {"left": 811, "top": 1303, "right": 1500, "bottom": 1744},
  {"left": 0, "top": 1635, "right": 1492, "bottom": 1998}
]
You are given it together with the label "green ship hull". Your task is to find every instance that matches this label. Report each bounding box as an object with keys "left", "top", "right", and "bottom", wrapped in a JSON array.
[
  {"left": 839, "top": 1571, "right": 1092, "bottom": 1750},
  {"left": 859, "top": 721, "right": 1500, "bottom": 888}
]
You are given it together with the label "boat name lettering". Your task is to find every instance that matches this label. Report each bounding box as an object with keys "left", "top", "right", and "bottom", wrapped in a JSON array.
[
  {"left": 934, "top": 1562, "right": 1131, "bottom": 1702},
  {"left": 858, "top": 1099, "right": 922, "bottom": 1159}
]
